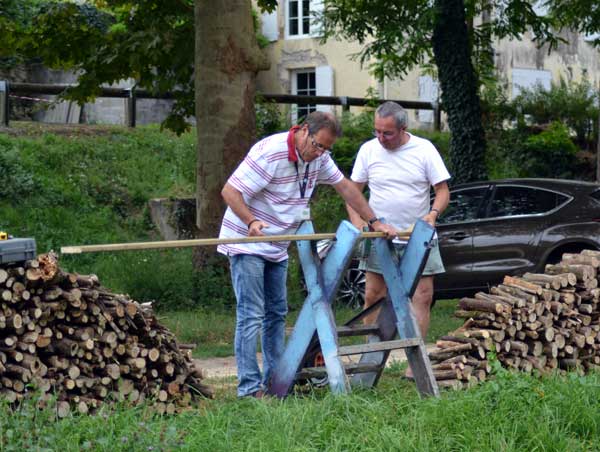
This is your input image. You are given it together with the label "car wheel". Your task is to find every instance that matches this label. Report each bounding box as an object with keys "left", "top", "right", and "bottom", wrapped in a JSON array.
[
  {"left": 336, "top": 263, "right": 366, "bottom": 310},
  {"left": 546, "top": 244, "right": 599, "bottom": 266}
]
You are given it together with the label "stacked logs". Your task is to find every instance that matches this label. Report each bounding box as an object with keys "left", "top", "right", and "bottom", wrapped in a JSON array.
[
  {"left": 0, "top": 252, "right": 212, "bottom": 415},
  {"left": 428, "top": 249, "right": 600, "bottom": 390}
]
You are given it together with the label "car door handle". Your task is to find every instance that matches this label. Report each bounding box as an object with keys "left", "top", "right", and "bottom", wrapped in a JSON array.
[{"left": 449, "top": 232, "right": 469, "bottom": 241}]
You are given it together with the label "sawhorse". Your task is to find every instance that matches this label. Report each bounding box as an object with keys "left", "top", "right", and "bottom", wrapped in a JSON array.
[{"left": 267, "top": 219, "right": 439, "bottom": 398}]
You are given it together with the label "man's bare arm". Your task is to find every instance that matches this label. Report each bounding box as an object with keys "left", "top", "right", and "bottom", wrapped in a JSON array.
[
  {"left": 344, "top": 181, "right": 367, "bottom": 229},
  {"left": 221, "top": 182, "right": 268, "bottom": 236},
  {"left": 422, "top": 181, "right": 450, "bottom": 227}
]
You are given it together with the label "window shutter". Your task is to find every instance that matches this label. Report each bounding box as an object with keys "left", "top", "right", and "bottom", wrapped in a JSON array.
[
  {"left": 261, "top": 9, "right": 278, "bottom": 42},
  {"left": 418, "top": 75, "right": 439, "bottom": 123},
  {"left": 310, "top": 0, "right": 324, "bottom": 37},
  {"left": 315, "top": 65, "right": 333, "bottom": 112}
]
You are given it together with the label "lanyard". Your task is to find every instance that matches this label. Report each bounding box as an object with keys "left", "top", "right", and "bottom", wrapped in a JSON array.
[{"left": 294, "top": 161, "right": 310, "bottom": 199}]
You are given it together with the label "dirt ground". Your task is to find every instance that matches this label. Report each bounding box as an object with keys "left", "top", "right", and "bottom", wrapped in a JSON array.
[{"left": 194, "top": 345, "right": 437, "bottom": 380}]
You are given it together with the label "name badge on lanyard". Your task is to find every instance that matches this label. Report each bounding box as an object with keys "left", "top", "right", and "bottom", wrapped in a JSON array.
[
  {"left": 298, "top": 207, "right": 311, "bottom": 221},
  {"left": 295, "top": 161, "right": 311, "bottom": 221}
]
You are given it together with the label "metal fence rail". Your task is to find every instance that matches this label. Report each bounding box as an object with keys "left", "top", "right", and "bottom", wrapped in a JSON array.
[{"left": 1, "top": 81, "right": 441, "bottom": 130}]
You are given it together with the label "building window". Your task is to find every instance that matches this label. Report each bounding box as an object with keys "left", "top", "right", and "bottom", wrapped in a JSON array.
[
  {"left": 288, "top": 0, "right": 310, "bottom": 36},
  {"left": 292, "top": 69, "right": 317, "bottom": 121},
  {"left": 286, "top": 0, "right": 323, "bottom": 38}
]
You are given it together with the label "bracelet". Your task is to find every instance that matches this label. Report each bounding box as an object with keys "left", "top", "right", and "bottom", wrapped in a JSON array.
[
  {"left": 430, "top": 208, "right": 440, "bottom": 216},
  {"left": 247, "top": 219, "right": 260, "bottom": 229}
]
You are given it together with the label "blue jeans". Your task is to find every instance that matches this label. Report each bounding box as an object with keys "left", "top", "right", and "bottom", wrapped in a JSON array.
[{"left": 229, "top": 254, "right": 288, "bottom": 397}]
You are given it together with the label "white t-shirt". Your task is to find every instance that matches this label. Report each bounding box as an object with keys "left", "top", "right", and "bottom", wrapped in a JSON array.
[
  {"left": 351, "top": 133, "right": 450, "bottom": 230},
  {"left": 218, "top": 131, "right": 344, "bottom": 262}
]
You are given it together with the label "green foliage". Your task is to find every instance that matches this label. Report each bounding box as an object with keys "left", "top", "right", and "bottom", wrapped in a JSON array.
[
  {"left": 487, "top": 122, "right": 580, "bottom": 180},
  {"left": 320, "top": 0, "right": 600, "bottom": 183},
  {"left": 0, "top": 139, "right": 36, "bottom": 199},
  {"left": 0, "top": 0, "right": 280, "bottom": 134},
  {"left": 521, "top": 122, "right": 580, "bottom": 178},
  {"left": 484, "top": 79, "right": 596, "bottom": 180},
  {"left": 192, "top": 256, "right": 235, "bottom": 310},
  {"left": 332, "top": 110, "right": 375, "bottom": 175},
  {"left": 514, "top": 78, "right": 599, "bottom": 146},
  {"left": 486, "top": 128, "right": 528, "bottom": 180},
  {"left": 2, "top": 0, "right": 194, "bottom": 133},
  {"left": 322, "top": 0, "right": 560, "bottom": 84},
  {"left": 0, "top": 124, "right": 197, "bottom": 309},
  {"left": 255, "top": 100, "right": 288, "bottom": 139},
  {"left": 551, "top": 0, "right": 600, "bottom": 46}
]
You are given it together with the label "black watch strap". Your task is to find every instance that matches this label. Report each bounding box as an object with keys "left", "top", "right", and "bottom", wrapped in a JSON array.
[{"left": 367, "top": 217, "right": 380, "bottom": 226}]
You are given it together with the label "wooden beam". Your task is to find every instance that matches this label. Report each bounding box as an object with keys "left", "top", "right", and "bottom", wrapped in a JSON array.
[{"left": 61, "top": 229, "right": 412, "bottom": 254}]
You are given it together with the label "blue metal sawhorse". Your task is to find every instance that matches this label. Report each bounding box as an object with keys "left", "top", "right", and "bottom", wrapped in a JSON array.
[{"left": 267, "top": 219, "right": 439, "bottom": 398}]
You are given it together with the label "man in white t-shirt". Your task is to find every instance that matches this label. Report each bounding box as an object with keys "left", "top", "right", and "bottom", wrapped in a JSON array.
[
  {"left": 347, "top": 102, "right": 450, "bottom": 372},
  {"left": 219, "top": 111, "right": 397, "bottom": 398}
]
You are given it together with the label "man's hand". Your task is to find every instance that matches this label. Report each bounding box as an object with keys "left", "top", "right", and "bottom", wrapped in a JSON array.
[
  {"left": 248, "top": 220, "right": 269, "bottom": 237},
  {"left": 371, "top": 221, "right": 398, "bottom": 239},
  {"left": 422, "top": 211, "right": 438, "bottom": 227}
]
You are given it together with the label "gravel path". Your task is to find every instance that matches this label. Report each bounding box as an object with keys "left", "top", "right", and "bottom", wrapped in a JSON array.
[{"left": 195, "top": 345, "right": 437, "bottom": 380}]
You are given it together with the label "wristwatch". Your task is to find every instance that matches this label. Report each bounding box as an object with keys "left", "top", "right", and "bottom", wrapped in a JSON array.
[{"left": 367, "top": 217, "right": 382, "bottom": 226}]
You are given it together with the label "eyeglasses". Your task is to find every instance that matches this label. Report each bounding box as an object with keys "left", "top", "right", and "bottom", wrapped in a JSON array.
[
  {"left": 310, "top": 135, "right": 331, "bottom": 154},
  {"left": 373, "top": 129, "right": 400, "bottom": 139}
]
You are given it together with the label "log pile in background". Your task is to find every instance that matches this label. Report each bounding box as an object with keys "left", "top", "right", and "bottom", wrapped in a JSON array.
[
  {"left": 0, "top": 252, "right": 212, "bottom": 416},
  {"left": 428, "top": 250, "right": 600, "bottom": 390}
]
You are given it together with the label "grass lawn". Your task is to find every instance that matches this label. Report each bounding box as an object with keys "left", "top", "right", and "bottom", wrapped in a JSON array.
[
  {"left": 2, "top": 367, "right": 600, "bottom": 451},
  {"left": 160, "top": 299, "right": 461, "bottom": 359}
]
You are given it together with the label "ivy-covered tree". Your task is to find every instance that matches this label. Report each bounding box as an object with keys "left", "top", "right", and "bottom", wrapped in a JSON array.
[{"left": 321, "top": 0, "right": 566, "bottom": 184}]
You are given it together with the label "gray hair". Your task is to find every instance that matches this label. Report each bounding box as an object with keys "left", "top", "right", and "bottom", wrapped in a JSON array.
[
  {"left": 375, "top": 101, "right": 408, "bottom": 129},
  {"left": 302, "top": 111, "right": 342, "bottom": 137}
]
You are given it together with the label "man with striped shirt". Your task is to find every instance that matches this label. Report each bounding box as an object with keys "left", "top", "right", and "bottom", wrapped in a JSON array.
[{"left": 219, "top": 111, "right": 396, "bottom": 398}]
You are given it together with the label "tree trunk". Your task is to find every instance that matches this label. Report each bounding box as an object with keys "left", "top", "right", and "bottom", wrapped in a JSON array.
[
  {"left": 432, "top": 0, "right": 487, "bottom": 184},
  {"left": 194, "top": 0, "right": 270, "bottom": 268}
]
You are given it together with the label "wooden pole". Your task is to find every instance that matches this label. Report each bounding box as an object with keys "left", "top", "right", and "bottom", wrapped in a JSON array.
[
  {"left": 0, "top": 80, "right": 8, "bottom": 127},
  {"left": 60, "top": 229, "right": 412, "bottom": 254},
  {"left": 596, "top": 81, "right": 600, "bottom": 182}
]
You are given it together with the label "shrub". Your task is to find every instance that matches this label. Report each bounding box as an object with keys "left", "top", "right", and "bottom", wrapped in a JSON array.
[
  {"left": 332, "top": 110, "right": 375, "bottom": 175},
  {"left": 256, "top": 100, "right": 288, "bottom": 139},
  {"left": 520, "top": 122, "right": 579, "bottom": 178},
  {"left": 487, "top": 122, "right": 579, "bottom": 180},
  {"left": 513, "top": 78, "right": 599, "bottom": 149}
]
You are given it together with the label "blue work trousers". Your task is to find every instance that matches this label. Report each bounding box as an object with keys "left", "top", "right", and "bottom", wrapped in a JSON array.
[{"left": 229, "top": 254, "right": 288, "bottom": 397}]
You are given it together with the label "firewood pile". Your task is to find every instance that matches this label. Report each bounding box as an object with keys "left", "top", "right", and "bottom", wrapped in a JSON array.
[
  {"left": 0, "top": 252, "right": 213, "bottom": 416},
  {"left": 428, "top": 250, "right": 600, "bottom": 390}
]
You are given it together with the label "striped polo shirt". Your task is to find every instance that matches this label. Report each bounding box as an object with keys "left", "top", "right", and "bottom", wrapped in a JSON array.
[{"left": 217, "top": 129, "right": 344, "bottom": 262}]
